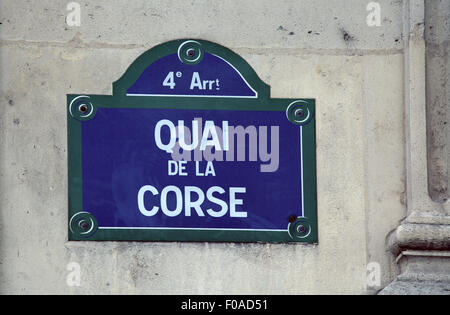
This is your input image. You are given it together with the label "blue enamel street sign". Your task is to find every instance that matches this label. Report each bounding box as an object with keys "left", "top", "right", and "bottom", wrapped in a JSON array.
[{"left": 67, "top": 39, "right": 317, "bottom": 243}]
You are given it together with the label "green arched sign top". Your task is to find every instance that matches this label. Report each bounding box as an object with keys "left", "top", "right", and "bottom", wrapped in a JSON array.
[{"left": 112, "top": 39, "right": 270, "bottom": 99}]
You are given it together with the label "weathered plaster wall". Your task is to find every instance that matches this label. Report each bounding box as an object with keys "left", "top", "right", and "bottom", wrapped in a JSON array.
[{"left": 0, "top": 0, "right": 406, "bottom": 294}]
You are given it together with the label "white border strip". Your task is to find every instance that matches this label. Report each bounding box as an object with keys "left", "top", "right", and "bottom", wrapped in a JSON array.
[
  {"left": 300, "top": 126, "right": 304, "bottom": 216},
  {"left": 211, "top": 53, "right": 258, "bottom": 98},
  {"left": 126, "top": 93, "right": 257, "bottom": 98},
  {"left": 99, "top": 227, "right": 286, "bottom": 232},
  {"left": 96, "top": 114, "right": 305, "bottom": 234}
]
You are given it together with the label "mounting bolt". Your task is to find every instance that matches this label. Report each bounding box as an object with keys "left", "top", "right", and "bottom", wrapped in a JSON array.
[
  {"left": 295, "top": 109, "right": 304, "bottom": 117},
  {"left": 79, "top": 220, "right": 90, "bottom": 231},
  {"left": 296, "top": 224, "right": 307, "bottom": 234},
  {"left": 79, "top": 104, "right": 87, "bottom": 113},
  {"left": 187, "top": 48, "right": 195, "bottom": 57}
]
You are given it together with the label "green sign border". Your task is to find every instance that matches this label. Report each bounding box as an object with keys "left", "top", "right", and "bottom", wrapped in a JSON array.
[{"left": 67, "top": 39, "right": 318, "bottom": 243}]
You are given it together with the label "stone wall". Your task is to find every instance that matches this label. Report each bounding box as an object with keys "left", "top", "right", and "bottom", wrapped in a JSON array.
[{"left": 0, "top": 0, "right": 412, "bottom": 294}]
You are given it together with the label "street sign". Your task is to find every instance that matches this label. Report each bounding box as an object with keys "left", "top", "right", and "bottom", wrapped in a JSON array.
[{"left": 68, "top": 39, "right": 317, "bottom": 243}]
